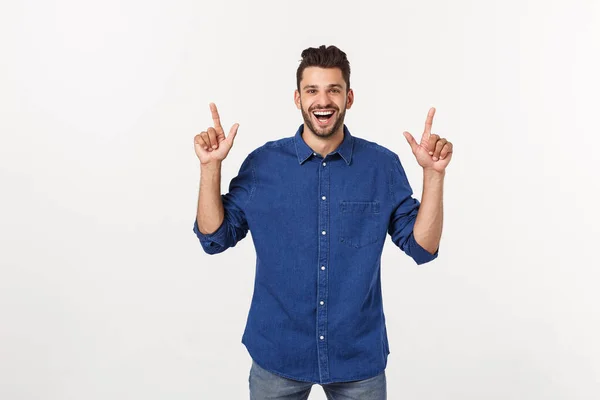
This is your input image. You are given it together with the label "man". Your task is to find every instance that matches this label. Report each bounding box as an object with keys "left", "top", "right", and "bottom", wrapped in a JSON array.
[{"left": 193, "top": 45, "right": 452, "bottom": 399}]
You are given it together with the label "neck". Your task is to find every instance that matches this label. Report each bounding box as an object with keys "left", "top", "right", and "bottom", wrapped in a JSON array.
[{"left": 302, "top": 124, "right": 345, "bottom": 157}]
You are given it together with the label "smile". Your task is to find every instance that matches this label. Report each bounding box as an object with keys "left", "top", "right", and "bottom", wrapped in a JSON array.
[{"left": 312, "top": 110, "right": 335, "bottom": 124}]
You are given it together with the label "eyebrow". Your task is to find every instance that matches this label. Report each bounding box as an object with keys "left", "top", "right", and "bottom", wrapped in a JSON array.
[{"left": 302, "top": 84, "right": 344, "bottom": 90}]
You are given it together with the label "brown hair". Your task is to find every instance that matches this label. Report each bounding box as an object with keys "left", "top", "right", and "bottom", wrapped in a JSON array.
[{"left": 296, "top": 45, "right": 351, "bottom": 92}]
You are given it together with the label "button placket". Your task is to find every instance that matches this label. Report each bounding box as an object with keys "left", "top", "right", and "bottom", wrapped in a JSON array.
[{"left": 316, "top": 156, "right": 330, "bottom": 382}]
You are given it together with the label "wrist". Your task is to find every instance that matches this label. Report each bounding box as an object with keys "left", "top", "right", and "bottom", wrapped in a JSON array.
[
  {"left": 423, "top": 167, "right": 445, "bottom": 183},
  {"left": 201, "top": 160, "right": 222, "bottom": 169},
  {"left": 200, "top": 160, "right": 222, "bottom": 175}
]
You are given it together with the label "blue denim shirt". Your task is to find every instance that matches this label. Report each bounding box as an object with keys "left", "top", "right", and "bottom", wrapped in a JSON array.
[{"left": 193, "top": 124, "right": 438, "bottom": 384}]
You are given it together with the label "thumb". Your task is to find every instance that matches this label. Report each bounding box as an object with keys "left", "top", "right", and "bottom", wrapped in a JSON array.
[
  {"left": 403, "top": 131, "right": 418, "bottom": 151},
  {"left": 227, "top": 123, "right": 239, "bottom": 144}
]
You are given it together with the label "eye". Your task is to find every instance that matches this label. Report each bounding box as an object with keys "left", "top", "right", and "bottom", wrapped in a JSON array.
[
  {"left": 307, "top": 89, "right": 316, "bottom": 94},
  {"left": 330, "top": 88, "right": 340, "bottom": 93}
]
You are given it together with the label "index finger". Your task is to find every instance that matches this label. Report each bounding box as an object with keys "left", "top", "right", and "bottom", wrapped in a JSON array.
[
  {"left": 423, "top": 107, "right": 435, "bottom": 137},
  {"left": 209, "top": 102, "right": 223, "bottom": 131}
]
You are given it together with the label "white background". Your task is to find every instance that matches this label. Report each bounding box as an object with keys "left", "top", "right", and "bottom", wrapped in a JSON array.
[{"left": 1, "top": 0, "right": 599, "bottom": 398}]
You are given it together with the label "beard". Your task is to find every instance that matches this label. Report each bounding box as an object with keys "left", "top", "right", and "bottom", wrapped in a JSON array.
[{"left": 300, "top": 100, "right": 347, "bottom": 138}]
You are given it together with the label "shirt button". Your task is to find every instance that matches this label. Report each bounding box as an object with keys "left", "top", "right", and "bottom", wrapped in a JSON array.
[
  {"left": 320, "top": 301, "right": 324, "bottom": 305},
  {"left": 321, "top": 196, "right": 326, "bottom": 200},
  {"left": 321, "top": 266, "right": 325, "bottom": 270},
  {"left": 313, "top": 152, "right": 316, "bottom": 156},
  {"left": 321, "top": 230, "right": 326, "bottom": 235},
  {"left": 320, "top": 335, "right": 324, "bottom": 340},
  {"left": 322, "top": 162, "right": 326, "bottom": 166}
]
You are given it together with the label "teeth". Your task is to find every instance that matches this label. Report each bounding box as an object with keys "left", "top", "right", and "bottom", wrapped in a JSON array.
[{"left": 314, "top": 111, "right": 334, "bottom": 116}]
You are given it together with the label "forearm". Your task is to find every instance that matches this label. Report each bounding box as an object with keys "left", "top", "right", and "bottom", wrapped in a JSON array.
[
  {"left": 413, "top": 168, "right": 445, "bottom": 254},
  {"left": 196, "top": 161, "right": 225, "bottom": 234}
]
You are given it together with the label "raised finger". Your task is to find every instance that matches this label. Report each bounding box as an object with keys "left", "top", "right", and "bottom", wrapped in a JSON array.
[
  {"left": 440, "top": 142, "right": 453, "bottom": 160},
  {"left": 209, "top": 102, "right": 223, "bottom": 133},
  {"left": 421, "top": 107, "right": 435, "bottom": 142}
]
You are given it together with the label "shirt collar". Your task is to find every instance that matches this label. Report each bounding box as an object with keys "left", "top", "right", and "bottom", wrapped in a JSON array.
[{"left": 293, "top": 124, "right": 354, "bottom": 166}]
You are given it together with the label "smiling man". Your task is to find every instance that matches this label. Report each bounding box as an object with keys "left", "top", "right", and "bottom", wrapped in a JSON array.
[{"left": 193, "top": 45, "right": 453, "bottom": 399}]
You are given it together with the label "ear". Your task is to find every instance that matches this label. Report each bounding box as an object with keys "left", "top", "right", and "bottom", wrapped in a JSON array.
[
  {"left": 346, "top": 88, "right": 354, "bottom": 109},
  {"left": 294, "top": 90, "right": 301, "bottom": 109}
]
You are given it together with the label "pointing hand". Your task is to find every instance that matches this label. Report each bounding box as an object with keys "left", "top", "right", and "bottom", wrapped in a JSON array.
[
  {"left": 194, "top": 103, "right": 239, "bottom": 164},
  {"left": 403, "top": 107, "right": 453, "bottom": 172}
]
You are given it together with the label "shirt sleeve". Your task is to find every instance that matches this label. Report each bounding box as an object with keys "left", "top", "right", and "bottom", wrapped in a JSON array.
[
  {"left": 387, "top": 153, "right": 439, "bottom": 265},
  {"left": 193, "top": 153, "right": 255, "bottom": 255}
]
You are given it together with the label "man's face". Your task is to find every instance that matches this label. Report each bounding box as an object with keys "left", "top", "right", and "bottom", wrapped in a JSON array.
[{"left": 294, "top": 67, "right": 354, "bottom": 138}]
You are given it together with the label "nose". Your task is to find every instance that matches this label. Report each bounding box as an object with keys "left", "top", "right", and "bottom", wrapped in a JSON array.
[{"left": 315, "top": 91, "right": 332, "bottom": 109}]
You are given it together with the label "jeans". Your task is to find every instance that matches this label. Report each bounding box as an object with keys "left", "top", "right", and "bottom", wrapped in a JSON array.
[{"left": 249, "top": 360, "right": 387, "bottom": 400}]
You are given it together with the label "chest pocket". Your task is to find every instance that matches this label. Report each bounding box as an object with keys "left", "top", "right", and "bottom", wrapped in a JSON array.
[{"left": 339, "top": 201, "right": 381, "bottom": 248}]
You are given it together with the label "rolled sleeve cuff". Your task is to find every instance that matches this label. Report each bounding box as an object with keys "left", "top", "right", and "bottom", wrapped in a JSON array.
[
  {"left": 193, "top": 218, "right": 229, "bottom": 251},
  {"left": 405, "top": 232, "right": 439, "bottom": 265}
]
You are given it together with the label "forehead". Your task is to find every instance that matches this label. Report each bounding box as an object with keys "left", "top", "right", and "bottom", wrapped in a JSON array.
[{"left": 300, "top": 67, "right": 345, "bottom": 88}]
